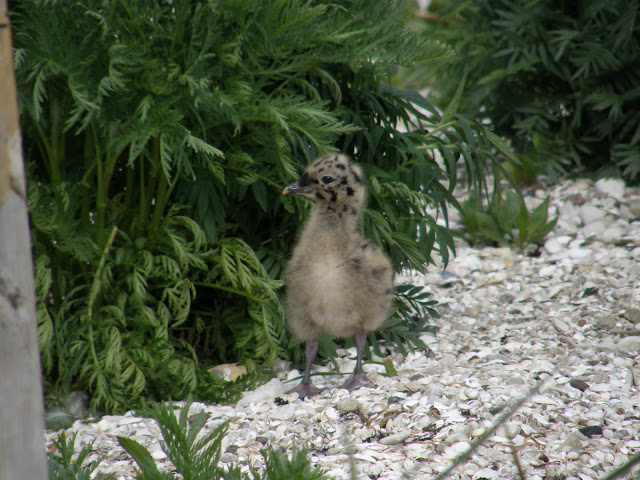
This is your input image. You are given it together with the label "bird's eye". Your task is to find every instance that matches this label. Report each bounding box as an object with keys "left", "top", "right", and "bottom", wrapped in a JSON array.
[{"left": 321, "top": 175, "right": 334, "bottom": 184}]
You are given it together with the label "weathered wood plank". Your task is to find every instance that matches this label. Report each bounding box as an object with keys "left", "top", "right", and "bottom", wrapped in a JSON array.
[{"left": 0, "top": 1, "right": 48, "bottom": 478}]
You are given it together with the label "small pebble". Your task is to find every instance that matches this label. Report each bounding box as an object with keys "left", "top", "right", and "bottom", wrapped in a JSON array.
[
  {"left": 569, "top": 379, "right": 589, "bottom": 391},
  {"left": 617, "top": 336, "right": 640, "bottom": 353},
  {"left": 615, "top": 429, "right": 631, "bottom": 439},
  {"left": 267, "top": 405, "right": 296, "bottom": 421},
  {"left": 624, "top": 308, "right": 640, "bottom": 324},
  {"left": 337, "top": 398, "right": 360, "bottom": 415},
  {"left": 379, "top": 431, "right": 411, "bottom": 445},
  {"left": 564, "top": 431, "right": 588, "bottom": 448},
  {"left": 579, "top": 426, "right": 603, "bottom": 438},
  {"left": 444, "top": 441, "right": 471, "bottom": 459}
]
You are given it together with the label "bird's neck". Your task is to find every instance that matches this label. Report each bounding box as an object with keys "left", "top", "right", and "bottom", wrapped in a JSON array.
[{"left": 306, "top": 203, "right": 362, "bottom": 240}]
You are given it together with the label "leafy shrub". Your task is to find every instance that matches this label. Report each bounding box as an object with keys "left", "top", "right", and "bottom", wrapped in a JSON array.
[
  {"left": 31, "top": 182, "right": 267, "bottom": 412},
  {"left": 13, "top": 0, "right": 505, "bottom": 411},
  {"left": 458, "top": 189, "right": 558, "bottom": 250},
  {"left": 418, "top": 0, "right": 640, "bottom": 181}
]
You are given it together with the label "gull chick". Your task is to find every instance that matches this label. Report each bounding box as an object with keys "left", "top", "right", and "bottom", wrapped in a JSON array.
[{"left": 283, "top": 154, "right": 393, "bottom": 397}]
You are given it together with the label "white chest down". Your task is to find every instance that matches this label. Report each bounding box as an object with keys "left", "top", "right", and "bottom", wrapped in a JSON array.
[{"left": 303, "top": 259, "right": 365, "bottom": 337}]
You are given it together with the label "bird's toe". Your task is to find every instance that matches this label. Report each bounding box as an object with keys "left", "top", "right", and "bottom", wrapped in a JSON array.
[
  {"left": 340, "top": 371, "right": 375, "bottom": 391},
  {"left": 287, "top": 381, "right": 323, "bottom": 398}
]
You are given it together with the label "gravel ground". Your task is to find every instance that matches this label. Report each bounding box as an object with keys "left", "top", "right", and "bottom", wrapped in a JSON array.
[{"left": 45, "top": 176, "right": 640, "bottom": 479}]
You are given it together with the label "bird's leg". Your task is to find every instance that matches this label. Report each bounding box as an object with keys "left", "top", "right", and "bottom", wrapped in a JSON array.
[
  {"left": 341, "top": 330, "right": 375, "bottom": 390},
  {"left": 287, "top": 337, "right": 323, "bottom": 397}
]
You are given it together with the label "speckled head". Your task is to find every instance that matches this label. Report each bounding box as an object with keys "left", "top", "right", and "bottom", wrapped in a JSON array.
[{"left": 283, "top": 154, "right": 365, "bottom": 211}]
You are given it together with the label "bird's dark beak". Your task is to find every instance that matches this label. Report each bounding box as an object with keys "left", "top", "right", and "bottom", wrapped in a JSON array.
[
  {"left": 282, "top": 182, "right": 312, "bottom": 196},
  {"left": 282, "top": 183, "right": 296, "bottom": 195}
]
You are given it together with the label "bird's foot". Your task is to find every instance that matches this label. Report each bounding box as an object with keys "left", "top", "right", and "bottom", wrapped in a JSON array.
[
  {"left": 341, "top": 371, "right": 374, "bottom": 391},
  {"left": 286, "top": 381, "right": 323, "bottom": 398}
]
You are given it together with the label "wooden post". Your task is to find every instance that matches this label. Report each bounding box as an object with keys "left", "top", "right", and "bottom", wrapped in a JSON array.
[{"left": 0, "top": 1, "right": 48, "bottom": 479}]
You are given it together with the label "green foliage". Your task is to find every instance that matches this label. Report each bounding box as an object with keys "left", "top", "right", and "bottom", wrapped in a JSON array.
[
  {"left": 459, "top": 189, "right": 558, "bottom": 249},
  {"left": 119, "top": 398, "right": 327, "bottom": 480},
  {"left": 500, "top": 153, "right": 541, "bottom": 189},
  {"left": 252, "top": 448, "right": 328, "bottom": 480},
  {"left": 48, "top": 432, "right": 112, "bottom": 480},
  {"left": 31, "top": 182, "right": 254, "bottom": 412},
  {"left": 120, "top": 400, "right": 227, "bottom": 480},
  {"left": 13, "top": 0, "right": 503, "bottom": 411},
  {"left": 418, "top": 0, "right": 640, "bottom": 182},
  {"left": 394, "top": 283, "right": 439, "bottom": 324},
  {"left": 499, "top": 133, "right": 546, "bottom": 187},
  {"left": 335, "top": 71, "right": 514, "bottom": 271},
  {"left": 370, "top": 283, "right": 439, "bottom": 358},
  {"left": 189, "top": 238, "right": 286, "bottom": 366}
]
